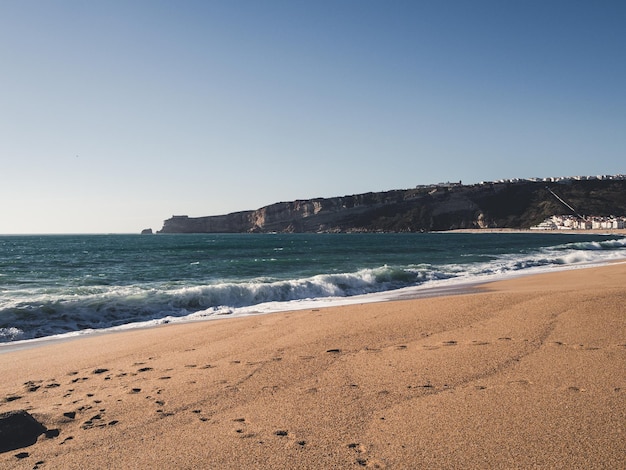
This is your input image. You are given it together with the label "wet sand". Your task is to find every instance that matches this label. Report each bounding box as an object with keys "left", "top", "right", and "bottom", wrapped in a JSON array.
[{"left": 1, "top": 263, "right": 625, "bottom": 468}]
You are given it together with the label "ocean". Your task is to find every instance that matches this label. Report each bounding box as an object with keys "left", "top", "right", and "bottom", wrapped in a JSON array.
[{"left": 1, "top": 232, "right": 625, "bottom": 345}]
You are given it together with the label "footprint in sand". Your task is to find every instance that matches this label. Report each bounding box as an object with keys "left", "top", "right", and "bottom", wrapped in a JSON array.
[
  {"left": 24, "top": 380, "right": 42, "bottom": 392},
  {"left": 70, "top": 377, "right": 89, "bottom": 384},
  {"left": 45, "top": 429, "right": 60, "bottom": 438},
  {"left": 347, "top": 443, "right": 379, "bottom": 467},
  {"left": 509, "top": 379, "right": 532, "bottom": 386},
  {"left": 230, "top": 418, "right": 251, "bottom": 436},
  {"left": 81, "top": 412, "right": 108, "bottom": 429},
  {"left": 348, "top": 442, "right": 367, "bottom": 453},
  {"left": 408, "top": 383, "right": 435, "bottom": 390}
]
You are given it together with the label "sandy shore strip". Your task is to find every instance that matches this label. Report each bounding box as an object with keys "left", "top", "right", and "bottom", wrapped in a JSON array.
[
  {"left": 447, "top": 228, "right": 626, "bottom": 235},
  {"left": 1, "top": 264, "right": 625, "bottom": 469}
]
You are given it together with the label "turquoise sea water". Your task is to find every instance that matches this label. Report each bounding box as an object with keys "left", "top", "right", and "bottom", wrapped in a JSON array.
[{"left": 1, "top": 233, "right": 625, "bottom": 343}]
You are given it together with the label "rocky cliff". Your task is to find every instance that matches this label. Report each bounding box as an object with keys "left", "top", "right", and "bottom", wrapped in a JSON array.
[{"left": 158, "top": 179, "right": 626, "bottom": 233}]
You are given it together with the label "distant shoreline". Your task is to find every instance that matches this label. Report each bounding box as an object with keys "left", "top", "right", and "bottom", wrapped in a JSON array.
[{"left": 444, "top": 228, "right": 626, "bottom": 235}]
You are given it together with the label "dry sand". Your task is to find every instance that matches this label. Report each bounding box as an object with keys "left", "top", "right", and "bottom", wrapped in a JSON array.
[{"left": 1, "top": 263, "right": 625, "bottom": 469}]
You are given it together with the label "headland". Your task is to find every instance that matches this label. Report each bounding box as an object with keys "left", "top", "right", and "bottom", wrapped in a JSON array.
[{"left": 155, "top": 177, "right": 626, "bottom": 234}]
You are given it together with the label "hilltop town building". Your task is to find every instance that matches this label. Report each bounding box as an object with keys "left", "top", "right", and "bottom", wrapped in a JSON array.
[{"left": 530, "top": 215, "right": 626, "bottom": 230}]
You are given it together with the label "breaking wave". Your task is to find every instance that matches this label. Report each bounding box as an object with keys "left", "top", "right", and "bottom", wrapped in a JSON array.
[{"left": 1, "top": 235, "right": 624, "bottom": 344}]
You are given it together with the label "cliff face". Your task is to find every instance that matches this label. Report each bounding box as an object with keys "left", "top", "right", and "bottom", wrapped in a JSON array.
[{"left": 157, "top": 180, "right": 626, "bottom": 233}]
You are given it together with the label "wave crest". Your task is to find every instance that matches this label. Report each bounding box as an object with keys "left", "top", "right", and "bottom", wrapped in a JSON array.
[{"left": 0, "top": 265, "right": 441, "bottom": 342}]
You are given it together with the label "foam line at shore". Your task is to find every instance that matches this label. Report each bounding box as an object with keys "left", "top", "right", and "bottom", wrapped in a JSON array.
[{"left": 2, "top": 256, "right": 624, "bottom": 354}]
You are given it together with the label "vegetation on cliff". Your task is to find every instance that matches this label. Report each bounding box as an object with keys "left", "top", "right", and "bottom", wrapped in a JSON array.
[{"left": 158, "top": 179, "right": 626, "bottom": 233}]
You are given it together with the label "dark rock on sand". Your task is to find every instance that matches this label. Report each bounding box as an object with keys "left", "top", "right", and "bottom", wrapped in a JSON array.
[
  {"left": 44, "top": 429, "right": 60, "bottom": 438},
  {"left": 0, "top": 410, "right": 46, "bottom": 453}
]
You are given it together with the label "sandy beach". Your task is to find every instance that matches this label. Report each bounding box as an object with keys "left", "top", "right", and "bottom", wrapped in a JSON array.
[{"left": 1, "top": 263, "right": 625, "bottom": 469}]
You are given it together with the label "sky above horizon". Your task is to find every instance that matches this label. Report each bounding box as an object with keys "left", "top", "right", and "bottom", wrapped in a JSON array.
[{"left": 1, "top": 1, "right": 625, "bottom": 234}]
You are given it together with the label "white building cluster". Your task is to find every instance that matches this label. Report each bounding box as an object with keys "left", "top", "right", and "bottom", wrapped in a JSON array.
[
  {"left": 479, "top": 174, "right": 626, "bottom": 185},
  {"left": 531, "top": 215, "right": 626, "bottom": 231}
]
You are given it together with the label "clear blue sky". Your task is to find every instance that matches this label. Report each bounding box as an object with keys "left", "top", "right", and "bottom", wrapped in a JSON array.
[{"left": 1, "top": 0, "right": 624, "bottom": 233}]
